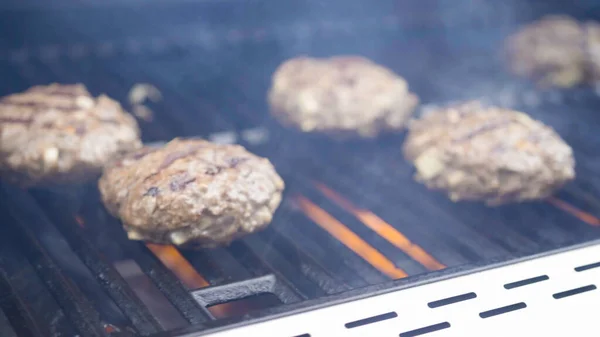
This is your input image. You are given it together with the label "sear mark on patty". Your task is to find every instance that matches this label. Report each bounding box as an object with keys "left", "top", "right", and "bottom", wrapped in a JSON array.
[
  {"left": 169, "top": 172, "right": 196, "bottom": 192},
  {"left": 143, "top": 145, "right": 249, "bottom": 184},
  {"left": 144, "top": 187, "right": 160, "bottom": 197},
  {"left": 0, "top": 117, "right": 34, "bottom": 125},
  {"left": 98, "top": 118, "right": 121, "bottom": 125},
  {"left": 204, "top": 166, "right": 223, "bottom": 176},
  {"left": 115, "top": 147, "right": 157, "bottom": 167},
  {"left": 0, "top": 99, "right": 80, "bottom": 111},
  {"left": 157, "top": 144, "right": 207, "bottom": 172},
  {"left": 227, "top": 157, "right": 249, "bottom": 168},
  {"left": 452, "top": 119, "right": 514, "bottom": 142},
  {"left": 204, "top": 157, "right": 249, "bottom": 175},
  {"left": 131, "top": 147, "right": 158, "bottom": 160}
]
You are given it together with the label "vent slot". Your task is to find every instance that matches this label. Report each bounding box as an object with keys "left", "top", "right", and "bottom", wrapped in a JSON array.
[
  {"left": 552, "top": 285, "right": 597, "bottom": 299},
  {"left": 504, "top": 275, "right": 549, "bottom": 289},
  {"left": 574, "top": 262, "right": 600, "bottom": 272},
  {"left": 479, "top": 302, "right": 527, "bottom": 319},
  {"left": 345, "top": 311, "right": 397, "bottom": 329},
  {"left": 427, "top": 292, "right": 476, "bottom": 308},
  {"left": 399, "top": 322, "right": 451, "bottom": 337}
]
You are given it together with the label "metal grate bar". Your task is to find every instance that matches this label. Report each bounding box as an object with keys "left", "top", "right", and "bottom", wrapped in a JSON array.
[
  {"left": 276, "top": 169, "right": 438, "bottom": 275},
  {"left": 39, "top": 185, "right": 213, "bottom": 326},
  {"left": 294, "top": 183, "right": 427, "bottom": 276},
  {"left": 131, "top": 243, "right": 213, "bottom": 324},
  {"left": 125, "top": 245, "right": 212, "bottom": 324},
  {"left": 246, "top": 230, "right": 350, "bottom": 295},
  {"left": 0, "top": 308, "right": 18, "bottom": 337},
  {"left": 226, "top": 241, "right": 305, "bottom": 302},
  {"left": 259, "top": 226, "right": 353, "bottom": 293},
  {"left": 0, "top": 186, "right": 110, "bottom": 337},
  {"left": 0, "top": 263, "right": 46, "bottom": 337},
  {"left": 0, "top": 231, "right": 78, "bottom": 337},
  {"left": 25, "top": 190, "right": 164, "bottom": 335},
  {"left": 270, "top": 215, "right": 373, "bottom": 288},
  {"left": 182, "top": 248, "right": 254, "bottom": 285},
  {"left": 79, "top": 191, "right": 213, "bottom": 325}
]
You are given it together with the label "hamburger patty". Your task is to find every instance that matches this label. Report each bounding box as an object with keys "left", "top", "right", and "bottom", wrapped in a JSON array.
[
  {"left": 99, "top": 138, "right": 285, "bottom": 248},
  {"left": 505, "top": 15, "right": 586, "bottom": 87},
  {"left": 403, "top": 101, "right": 575, "bottom": 205},
  {"left": 505, "top": 15, "right": 600, "bottom": 87},
  {"left": 268, "top": 55, "right": 418, "bottom": 138},
  {"left": 0, "top": 83, "right": 142, "bottom": 187}
]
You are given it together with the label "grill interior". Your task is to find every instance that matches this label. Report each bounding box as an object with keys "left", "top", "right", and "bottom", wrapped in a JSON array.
[{"left": 2, "top": 1, "right": 600, "bottom": 336}]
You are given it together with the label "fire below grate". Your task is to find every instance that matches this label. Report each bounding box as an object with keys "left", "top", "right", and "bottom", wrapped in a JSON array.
[{"left": 2, "top": 2, "right": 600, "bottom": 336}]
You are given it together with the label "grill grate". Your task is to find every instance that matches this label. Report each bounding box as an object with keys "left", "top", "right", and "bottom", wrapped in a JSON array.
[
  {"left": 2, "top": 2, "right": 600, "bottom": 336},
  {"left": 30, "top": 189, "right": 210, "bottom": 328}
]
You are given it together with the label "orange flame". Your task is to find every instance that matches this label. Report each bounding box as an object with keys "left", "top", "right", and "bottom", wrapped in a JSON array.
[
  {"left": 74, "top": 216, "right": 210, "bottom": 291},
  {"left": 295, "top": 195, "right": 407, "bottom": 279},
  {"left": 548, "top": 197, "right": 600, "bottom": 227},
  {"left": 208, "top": 301, "right": 255, "bottom": 319},
  {"left": 315, "top": 183, "right": 446, "bottom": 271},
  {"left": 208, "top": 302, "right": 238, "bottom": 319},
  {"left": 146, "top": 244, "right": 210, "bottom": 289},
  {"left": 104, "top": 324, "right": 119, "bottom": 333}
]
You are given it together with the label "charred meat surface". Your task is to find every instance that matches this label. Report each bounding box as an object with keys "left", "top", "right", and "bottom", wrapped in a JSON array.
[
  {"left": 267, "top": 55, "right": 418, "bottom": 138},
  {"left": 403, "top": 101, "right": 575, "bottom": 205},
  {"left": 0, "top": 83, "right": 142, "bottom": 187},
  {"left": 98, "top": 138, "right": 285, "bottom": 249}
]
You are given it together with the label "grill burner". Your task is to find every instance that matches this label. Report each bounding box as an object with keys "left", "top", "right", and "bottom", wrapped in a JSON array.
[{"left": 2, "top": 1, "right": 600, "bottom": 336}]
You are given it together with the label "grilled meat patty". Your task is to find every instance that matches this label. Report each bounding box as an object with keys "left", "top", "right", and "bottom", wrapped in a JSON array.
[
  {"left": 0, "top": 83, "right": 142, "bottom": 187},
  {"left": 99, "top": 138, "right": 285, "bottom": 249},
  {"left": 403, "top": 101, "right": 575, "bottom": 205},
  {"left": 268, "top": 55, "right": 418, "bottom": 138},
  {"left": 505, "top": 15, "right": 586, "bottom": 87},
  {"left": 505, "top": 15, "right": 600, "bottom": 87}
]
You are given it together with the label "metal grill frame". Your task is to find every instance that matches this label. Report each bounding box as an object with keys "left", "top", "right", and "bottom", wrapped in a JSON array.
[{"left": 195, "top": 240, "right": 600, "bottom": 337}]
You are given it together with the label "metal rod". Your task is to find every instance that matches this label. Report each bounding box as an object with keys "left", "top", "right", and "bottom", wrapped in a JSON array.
[
  {"left": 129, "top": 244, "right": 213, "bottom": 324},
  {"left": 29, "top": 193, "right": 164, "bottom": 335},
  {"left": 0, "top": 187, "right": 109, "bottom": 337},
  {"left": 0, "top": 264, "right": 45, "bottom": 337}
]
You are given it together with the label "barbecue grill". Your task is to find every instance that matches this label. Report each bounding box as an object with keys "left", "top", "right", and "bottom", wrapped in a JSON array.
[{"left": 2, "top": 0, "right": 600, "bottom": 336}]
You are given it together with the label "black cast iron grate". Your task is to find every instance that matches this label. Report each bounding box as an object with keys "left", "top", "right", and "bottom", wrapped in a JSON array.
[{"left": 2, "top": 1, "right": 600, "bottom": 336}]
